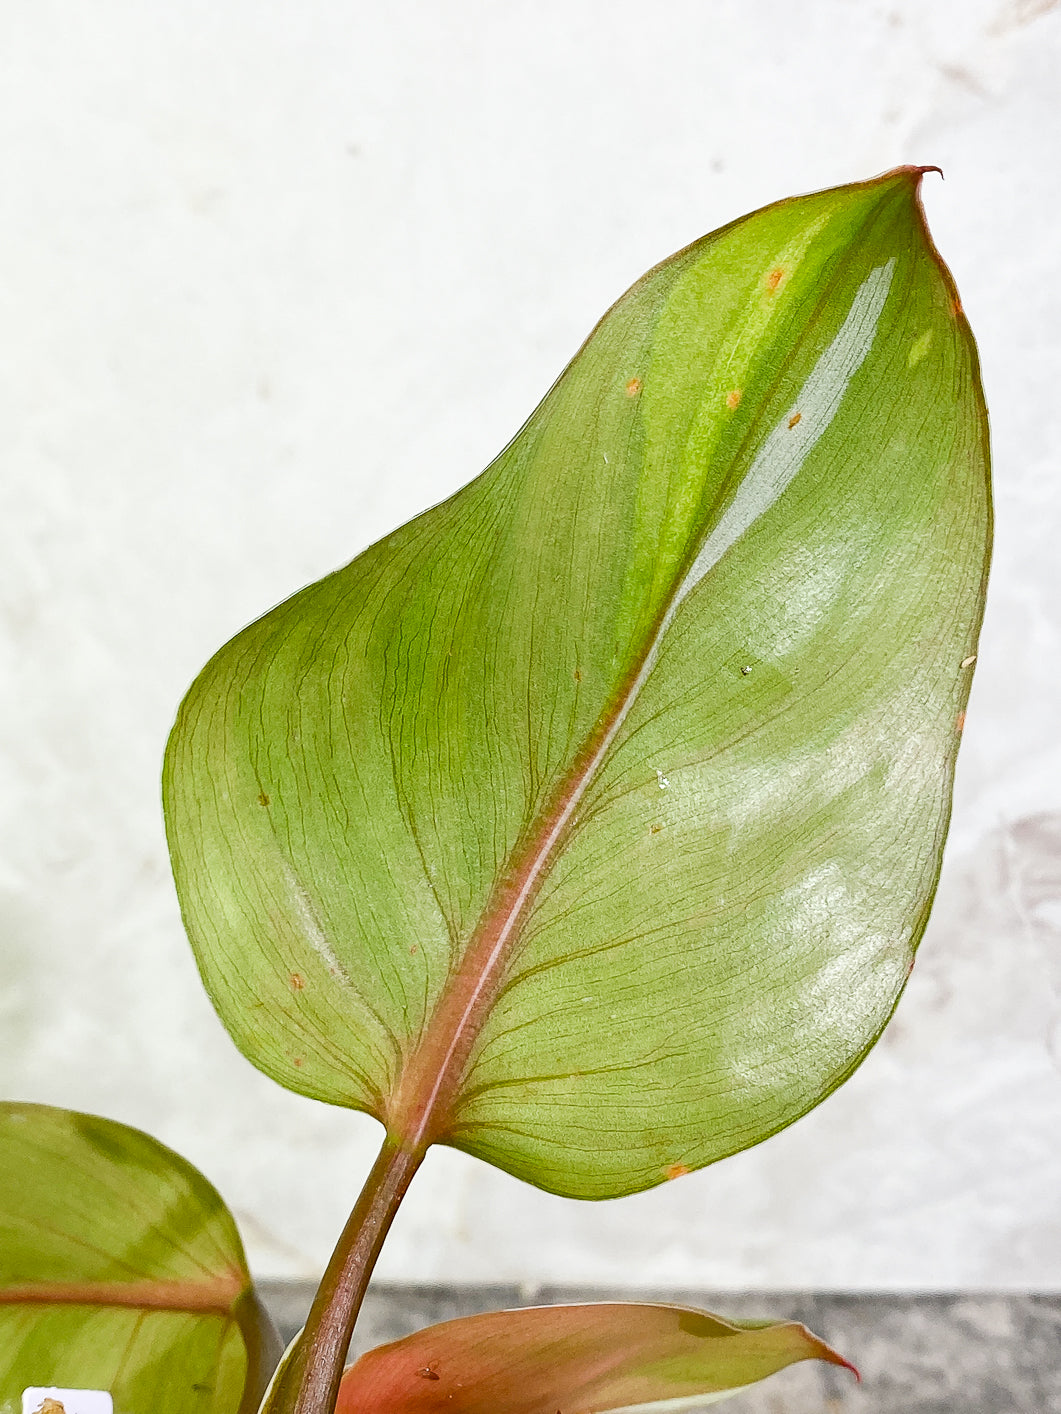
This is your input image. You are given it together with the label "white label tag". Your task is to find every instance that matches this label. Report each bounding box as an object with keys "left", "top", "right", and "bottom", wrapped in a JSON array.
[{"left": 22, "top": 1390, "right": 113, "bottom": 1414}]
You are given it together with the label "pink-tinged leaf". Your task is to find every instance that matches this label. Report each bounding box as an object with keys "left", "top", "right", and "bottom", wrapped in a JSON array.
[
  {"left": 166, "top": 168, "right": 990, "bottom": 1200},
  {"left": 335, "top": 1303, "right": 856, "bottom": 1414}
]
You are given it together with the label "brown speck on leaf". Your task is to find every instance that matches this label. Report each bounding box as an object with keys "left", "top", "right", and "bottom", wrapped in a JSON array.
[
  {"left": 725, "top": 389, "right": 742, "bottom": 410},
  {"left": 953, "top": 296, "right": 964, "bottom": 317},
  {"left": 665, "top": 1163, "right": 690, "bottom": 1180},
  {"left": 956, "top": 711, "right": 966, "bottom": 733},
  {"left": 293, "top": 1056, "right": 303, "bottom": 1067},
  {"left": 290, "top": 973, "right": 305, "bottom": 991},
  {"left": 788, "top": 412, "right": 802, "bottom": 429},
  {"left": 650, "top": 823, "right": 662, "bottom": 834},
  {"left": 410, "top": 944, "right": 419, "bottom": 955},
  {"left": 766, "top": 268, "right": 784, "bottom": 290},
  {"left": 625, "top": 377, "right": 642, "bottom": 397},
  {"left": 257, "top": 791, "right": 270, "bottom": 807},
  {"left": 417, "top": 1367, "right": 441, "bottom": 1381},
  {"left": 574, "top": 668, "right": 582, "bottom": 682},
  {"left": 740, "top": 664, "right": 752, "bottom": 676}
]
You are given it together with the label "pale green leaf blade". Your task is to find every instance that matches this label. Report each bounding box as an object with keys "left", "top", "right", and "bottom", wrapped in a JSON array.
[
  {"left": 164, "top": 168, "right": 990, "bottom": 1196},
  {"left": 0, "top": 1104, "right": 281, "bottom": 1413},
  {"left": 333, "top": 1303, "right": 854, "bottom": 1414}
]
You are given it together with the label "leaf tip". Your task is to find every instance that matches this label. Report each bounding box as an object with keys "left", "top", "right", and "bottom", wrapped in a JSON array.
[
  {"left": 881, "top": 162, "right": 944, "bottom": 186},
  {"left": 805, "top": 1326, "right": 861, "bottom": 1383},
  {"left": 877, "top": 163, "right": 975, "bottom": 341}
]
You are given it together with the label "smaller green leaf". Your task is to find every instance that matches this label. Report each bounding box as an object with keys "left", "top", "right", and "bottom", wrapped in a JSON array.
[
  {"left": 0, "top": 1103, "right": 282, "bottom": 1414},
  {"left": 334, "top": 1302, "right": 855, "bottom": 1414}
]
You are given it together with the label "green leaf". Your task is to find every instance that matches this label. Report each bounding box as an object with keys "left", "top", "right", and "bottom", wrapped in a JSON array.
[
  {"left": 164, "top": 167, "right": 990, "bottom": 1198},
  {"left": 0, "top": 1103, "right": 281, "bottom": 1413},
  {"left": 333, "top": 1302, "right": 855, "bottom": 1414}
]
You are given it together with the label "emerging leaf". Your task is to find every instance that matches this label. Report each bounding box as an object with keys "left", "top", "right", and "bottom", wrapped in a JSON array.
[
  {"left": 0, "top": 1103, "right": 281, "bottom": 1414},
  {"left": 334, "top": 1302, "right": 855, "bottom": 1414},
  {"left": 165, "top": 167, "right": 990, "bottom": 1197}
]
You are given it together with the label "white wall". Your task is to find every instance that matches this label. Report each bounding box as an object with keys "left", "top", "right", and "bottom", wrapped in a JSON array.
[{"left": 2, "top": 0, "right": 1059, "bottom": 1289}]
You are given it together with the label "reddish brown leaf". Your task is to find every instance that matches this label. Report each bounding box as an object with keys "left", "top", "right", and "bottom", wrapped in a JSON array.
[{"left": 335, "top": 1302, "right": 855, "bottom": 1414}]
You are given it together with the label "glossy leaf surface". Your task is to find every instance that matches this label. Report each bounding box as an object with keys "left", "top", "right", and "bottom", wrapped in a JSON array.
[
  {"left": 334, "top": 1302, "right": 854, "bottom": 1414},
  {"left": 0, "top": 1104, "right": 280, "bottom": 1414},
  {"left": 165, "top": 168, "right": 990, "bottom": 1197}
]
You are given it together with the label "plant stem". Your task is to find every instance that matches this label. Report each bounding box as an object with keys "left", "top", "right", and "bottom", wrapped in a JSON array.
[{"left": 279, "top": 1133, "right": 424, "bottom": 1414}]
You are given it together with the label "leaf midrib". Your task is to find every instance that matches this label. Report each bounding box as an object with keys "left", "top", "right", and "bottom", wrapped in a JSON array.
[
  {"left": 385, "top": 200, "right": 899, "bottom": 1154},
  {"left": 385, "top": 351, "right": 792, "bottom": 1149},
  {"left": 0, "top": 1274, "right": 245, "bottom": 1316}
]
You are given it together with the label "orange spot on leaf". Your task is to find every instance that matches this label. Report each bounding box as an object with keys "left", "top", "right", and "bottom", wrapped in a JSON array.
[
  {"left": 625, "top": 377, "right": 642, "bottom": 397},
  {"left": 953, "top": 297, "right": 963, "bottom": 317},
  {"left": 725, "top": 389, "right": 742, "bottom": 410},
  {"left": 956, "top": 711, "right": 966, "bottom": 733},
  {"left": 665, "top": 1163, "right": 690, "bottom": 1180},
  {"left": 290, "top": 973, "right": 305, "bottom": 991},
  {"left": 766, "top": 268, "right": 784, "bottom": 291},
  {"left": 293, "top": 1056, "right": 303, "bottom": 1067},
  {"left": 788, "top": 412, "right": 802, "bottom": 429}
]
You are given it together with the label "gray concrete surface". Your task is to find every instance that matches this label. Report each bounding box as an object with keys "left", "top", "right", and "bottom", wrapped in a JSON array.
[{"left": 259, "top": 1282, "right": 1061, "bottom": 1412}]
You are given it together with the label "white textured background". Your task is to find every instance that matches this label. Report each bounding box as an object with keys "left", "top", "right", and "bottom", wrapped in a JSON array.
[{"left": 2, "top": 0, "right": 1059, "bottom": 1289}]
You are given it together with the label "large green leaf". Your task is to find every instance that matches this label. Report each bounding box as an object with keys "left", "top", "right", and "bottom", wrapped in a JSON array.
[
  {"left": 0, "top": 1103, "right": 281, "bottom": 1414},
  {"left": 333, "top": 1302, "right": 855, "bottom": 1414},
  {"left": 164, "top": 167, "right": 990, "bottom": 1198}
]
